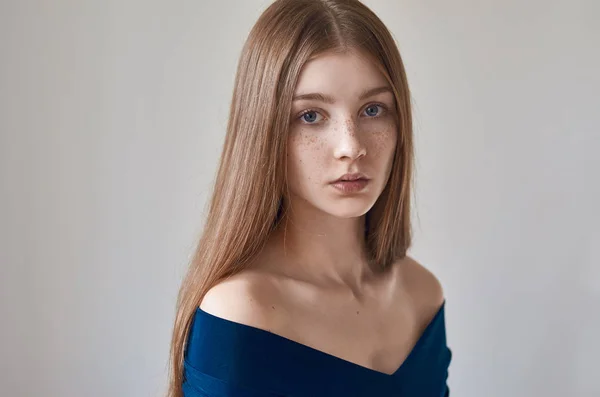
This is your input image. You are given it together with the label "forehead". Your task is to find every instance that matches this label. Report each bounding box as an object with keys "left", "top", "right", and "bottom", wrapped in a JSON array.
[{"left": 294, "top": 51, "right": 389, "bottom": 97}]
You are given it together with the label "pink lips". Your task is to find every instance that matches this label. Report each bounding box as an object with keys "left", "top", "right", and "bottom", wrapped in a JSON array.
[
  {"left": 330, "top": 173, "right": 370, "bottom": 193},
  {"left": 332, "top": 172, "right": 368, "bottom": 183}
]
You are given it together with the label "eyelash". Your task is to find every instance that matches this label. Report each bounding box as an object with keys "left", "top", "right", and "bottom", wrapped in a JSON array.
[{"left": 296, "top": 103, "right": 389, "bottom": 125}]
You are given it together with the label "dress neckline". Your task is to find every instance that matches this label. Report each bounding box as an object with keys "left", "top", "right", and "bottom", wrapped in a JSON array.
[{"left": 195, "top": 300, "right": 446, "bottom": 378}]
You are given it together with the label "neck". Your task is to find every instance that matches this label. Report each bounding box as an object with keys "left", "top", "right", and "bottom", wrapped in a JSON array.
[{"left": 267, "top": 198, "right": 376, "bottom": 291}]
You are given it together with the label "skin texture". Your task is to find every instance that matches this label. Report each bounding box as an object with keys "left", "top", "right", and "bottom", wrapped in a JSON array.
[
  {"left": 266, "top": 49, "right": 398, "bottom": 291},
  {"left": 201, "top": 50, "right": 444, "bottom": 376},
  {"left": 286, "top": 50, "right": 397, "bottom": 223}
]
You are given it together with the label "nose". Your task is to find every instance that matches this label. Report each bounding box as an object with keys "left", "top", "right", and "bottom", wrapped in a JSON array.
[{"left": 332, "top": 117, "right": 367, "bottom": 161}]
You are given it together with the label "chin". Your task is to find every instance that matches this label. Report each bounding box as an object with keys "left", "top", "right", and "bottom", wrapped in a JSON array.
[
  {"left": 287, "top": 187, "right": 381, "bottom": 219},
  {"left": 318, "top": 198, "right": 376, "bottom": 219}
]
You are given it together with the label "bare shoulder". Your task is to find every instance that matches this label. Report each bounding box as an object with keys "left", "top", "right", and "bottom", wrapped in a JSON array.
[
  {"left": 398, "top": 255, "right": 446, "bottom": 319},
  {"left": 199, "top": 269, "right": 284, "bottom": 331}
]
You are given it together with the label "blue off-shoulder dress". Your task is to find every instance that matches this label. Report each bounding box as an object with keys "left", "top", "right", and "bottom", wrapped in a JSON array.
[{"left": 183, "top": 301, "right": 452, "bottom": 397}]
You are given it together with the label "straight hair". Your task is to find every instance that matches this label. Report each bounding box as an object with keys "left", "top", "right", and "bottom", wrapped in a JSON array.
[{"left": 167, "top": 1, "right": 414, "bottom": 395}]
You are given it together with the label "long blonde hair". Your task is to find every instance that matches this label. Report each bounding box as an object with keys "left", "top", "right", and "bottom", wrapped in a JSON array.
[{"left": 167, "top": 0, "right": 414, "bottom": 395}]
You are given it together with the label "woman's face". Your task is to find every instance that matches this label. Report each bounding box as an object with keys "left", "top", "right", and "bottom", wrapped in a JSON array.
[{"left": 286, "top": 50, "right": 398, "bottom": 218}]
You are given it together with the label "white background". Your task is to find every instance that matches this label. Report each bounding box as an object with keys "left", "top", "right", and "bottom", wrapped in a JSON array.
[{"left": 1, "top": 0, "right": 598, "bottom": 396}]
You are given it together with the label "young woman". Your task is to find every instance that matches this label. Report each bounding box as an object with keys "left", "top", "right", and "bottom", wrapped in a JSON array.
[{"left": 167, "top": 0, "right": 452, "bottom": 396}]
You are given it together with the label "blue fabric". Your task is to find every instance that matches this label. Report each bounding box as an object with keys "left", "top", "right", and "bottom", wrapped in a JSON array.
[{"left": 183, "top": 301, "right": 452, "bottom": 396}]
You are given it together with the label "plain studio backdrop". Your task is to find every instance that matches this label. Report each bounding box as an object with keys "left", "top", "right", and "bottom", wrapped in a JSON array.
[{"left": 1, "top": 0, "right": 598, "bottom": 396}]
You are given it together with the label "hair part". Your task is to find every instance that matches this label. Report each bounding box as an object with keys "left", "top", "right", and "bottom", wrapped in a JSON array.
[{"left": 167, "top": 1, "right": 414, "bottom": 395}]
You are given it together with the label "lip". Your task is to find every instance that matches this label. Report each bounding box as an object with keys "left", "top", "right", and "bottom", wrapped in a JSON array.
[
  {"left": 330, "top": 178, "right": 369, "bottom": 193},
  {"left": 331, "top": 172, "right": 369, "bottom": 183}
]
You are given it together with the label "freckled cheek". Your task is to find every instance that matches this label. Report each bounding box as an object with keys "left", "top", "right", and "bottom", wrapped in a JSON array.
[
  {"left": 367, "top": 123, "right": 397, "bottom": 155},
  {"left": 288, "top": 131, "right": 328, "bottom": 185}
]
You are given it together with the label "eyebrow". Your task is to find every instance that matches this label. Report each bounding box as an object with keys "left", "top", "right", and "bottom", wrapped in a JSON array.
[{"left": 292, "top": 85, "right": 393, "bottom": 103}]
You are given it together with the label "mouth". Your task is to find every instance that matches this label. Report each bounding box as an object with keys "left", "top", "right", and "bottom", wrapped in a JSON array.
[
  {"left": 330, "top": 173, "right": 370, "bottom": 193},
  {"left": 331, "top": 172, "right": 369, "bottom": 183}
]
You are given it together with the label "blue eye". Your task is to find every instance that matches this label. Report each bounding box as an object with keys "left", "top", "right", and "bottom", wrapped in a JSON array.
[
  {"left": 364, "top": 104, "right": 384, "bottom": 117},
  {"left": 299, "top": 110, "right": 322, "bottom": 124},
  {"left": 300, "top": 110, "right": 317, "bottom": 123}
]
